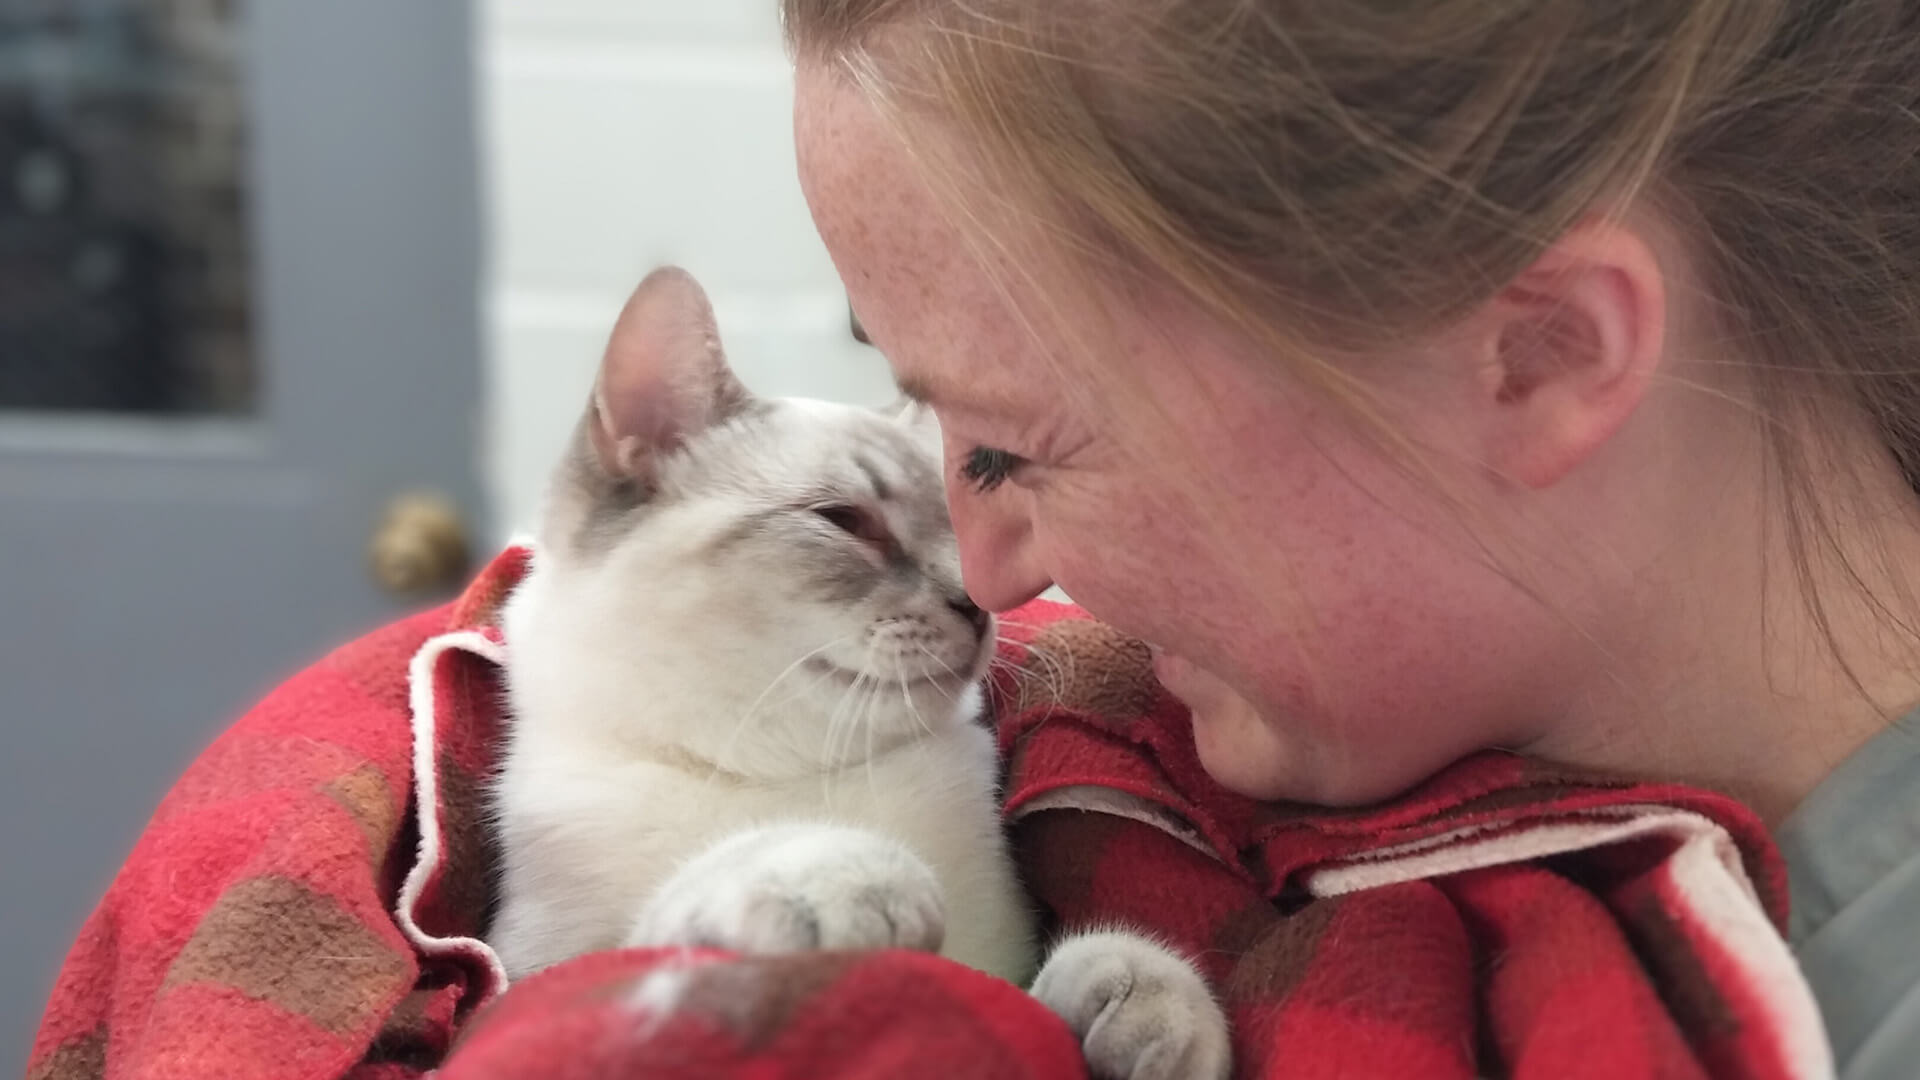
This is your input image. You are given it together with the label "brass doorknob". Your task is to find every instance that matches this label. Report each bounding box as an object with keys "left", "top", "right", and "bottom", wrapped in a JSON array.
[{"left": 368, "top": 492, "right": 471, "bottom": 597}]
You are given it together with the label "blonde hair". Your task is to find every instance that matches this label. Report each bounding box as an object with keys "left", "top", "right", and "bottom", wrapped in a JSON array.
[{"left": 785, "top": 0, "right": 1920, "bottom": 658}]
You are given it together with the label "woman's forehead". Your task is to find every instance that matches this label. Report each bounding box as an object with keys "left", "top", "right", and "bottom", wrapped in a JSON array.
[
  {"left": 796, "top": 71, "right": 1054, "bottom": 421},
  {"left": 797, "top": 74, "right": 969, "bottom": 299}
]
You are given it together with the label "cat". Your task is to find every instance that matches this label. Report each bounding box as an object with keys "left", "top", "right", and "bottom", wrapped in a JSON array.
[{"left": 488, "top": 267, "right": 1231, "bottom": 1079}]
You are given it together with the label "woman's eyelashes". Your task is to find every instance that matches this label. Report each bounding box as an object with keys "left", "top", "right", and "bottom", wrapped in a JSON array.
[{"left": 960, "top": 446, "right": 1024, "bottom": 492}]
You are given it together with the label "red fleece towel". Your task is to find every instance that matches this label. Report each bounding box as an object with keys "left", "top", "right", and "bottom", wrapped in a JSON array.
[{"left": 28, "top": 546, "right": 1832, "bottom": 1080}]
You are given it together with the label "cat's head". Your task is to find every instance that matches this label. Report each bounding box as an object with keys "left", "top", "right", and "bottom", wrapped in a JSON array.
[{"left": 524, "top": 267, "right": 992, "bottom": 761}]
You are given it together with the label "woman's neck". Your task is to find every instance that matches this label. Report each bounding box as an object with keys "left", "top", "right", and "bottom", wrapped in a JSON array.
[{"left": 1523, "top": 453, "right": 1920, "bottom": 827}]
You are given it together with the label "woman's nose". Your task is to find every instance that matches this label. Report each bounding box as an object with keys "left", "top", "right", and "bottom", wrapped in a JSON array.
[{"left": 949, "top": 491, "right": 1052, "bottom": 613}]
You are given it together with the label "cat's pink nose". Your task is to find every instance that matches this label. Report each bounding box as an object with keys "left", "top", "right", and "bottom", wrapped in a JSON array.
[{"left": 947, "top": 594, "right": 990, "bottom": 639}]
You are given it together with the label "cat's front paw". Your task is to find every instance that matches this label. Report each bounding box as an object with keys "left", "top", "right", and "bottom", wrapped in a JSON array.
[
  {"left": 1031, "top": 930, "right": 1232, "bottom": 1080},
  {"left": 630, "top": 823, "right": 947, "bottom": 957}
]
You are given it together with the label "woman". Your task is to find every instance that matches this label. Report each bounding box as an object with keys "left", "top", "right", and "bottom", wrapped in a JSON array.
[
  {"left": 785, "top": 0, "right": 1919, "bottom": 1075},
  {"left": 29, "top": 3, "right": 1916, "bottom": 1078}
]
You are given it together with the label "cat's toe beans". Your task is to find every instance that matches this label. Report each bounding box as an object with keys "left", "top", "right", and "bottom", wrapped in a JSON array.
[
  {"left": 794, "top": 862, "right": 947, "bottom": 953},
  {"left": 1031, "top": 930, "right": 1232, "bottom": 1080},
  {"left": 631, "top": 824, "right": 950, "bottom": 958},
  {"left": 854, "top": 880, "right": 945, "bottom": 953},
  {"left": 727, "top": 887, "right": 828, "bottom": 952}
]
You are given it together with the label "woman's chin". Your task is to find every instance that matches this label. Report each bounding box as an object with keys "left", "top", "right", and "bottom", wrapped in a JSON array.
[
  {"left": 1155, "top": 657, "right": 1296, "bottom": 800},
  {"left": 1150, "top": 649, "right": 1363, "bottom": 803}
]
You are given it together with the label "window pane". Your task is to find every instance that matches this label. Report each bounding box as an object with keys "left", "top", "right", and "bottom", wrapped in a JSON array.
[{"left": 0, "top": 0, "right": 252, "bottom": 414}]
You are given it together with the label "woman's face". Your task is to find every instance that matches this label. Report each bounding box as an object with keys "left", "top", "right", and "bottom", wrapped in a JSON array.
[{"left": 793, "top": 68, "right": 1585, "bottom": 805}]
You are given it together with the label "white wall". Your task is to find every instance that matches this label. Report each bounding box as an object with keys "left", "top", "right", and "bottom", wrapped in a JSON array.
[{"left": 476, "top": 0, "right": 894, "bottom": 539}]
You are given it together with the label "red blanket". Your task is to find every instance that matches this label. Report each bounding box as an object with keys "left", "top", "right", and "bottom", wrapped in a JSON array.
[{"left": 29, "top": 546, "right": 1832, "bottom": 1080}]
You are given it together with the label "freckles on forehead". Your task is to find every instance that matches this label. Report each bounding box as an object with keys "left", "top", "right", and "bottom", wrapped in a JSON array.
[
  {"left": 794, "top": 68, "right": 1011, "bottom": 399},
  {"left": 795, "top": 69, "right": 955, "bottom": 295}
]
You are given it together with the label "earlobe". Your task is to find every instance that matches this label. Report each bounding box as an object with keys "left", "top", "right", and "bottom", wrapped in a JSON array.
[{"left": 1481, "top": 223, "right": 1667, "bottom": 489}]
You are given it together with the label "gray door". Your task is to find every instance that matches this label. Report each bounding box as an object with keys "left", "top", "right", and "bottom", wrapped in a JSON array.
[{"left": 0, "top": 2, "right": 484, "bottom": 1067}]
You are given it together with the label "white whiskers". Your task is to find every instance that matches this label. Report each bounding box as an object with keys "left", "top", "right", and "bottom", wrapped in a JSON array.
[{"left": 701, "top": 635, "right": 855, "bottom": 796}]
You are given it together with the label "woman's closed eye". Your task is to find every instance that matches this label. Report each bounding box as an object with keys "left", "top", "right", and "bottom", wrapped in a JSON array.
[{"left": 960, "top": 446, "right": 1024, "bottom": 493}]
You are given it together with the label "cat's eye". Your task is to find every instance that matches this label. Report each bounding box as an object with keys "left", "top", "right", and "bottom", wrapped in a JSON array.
[
  {"left": 812, "top": 503, "right": 893, "bottom": 548},
  {"left": 961, "top": 447, "right": 1022, "bottom": 493}
]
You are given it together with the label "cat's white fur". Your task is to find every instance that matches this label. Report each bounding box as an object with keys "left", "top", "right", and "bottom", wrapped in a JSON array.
[
  {"left": 493, "top": 541, "right": 1034, "bottom": 978},
  {"left": 488, "top": 267, "right": 1230, "bottom": 1080}
]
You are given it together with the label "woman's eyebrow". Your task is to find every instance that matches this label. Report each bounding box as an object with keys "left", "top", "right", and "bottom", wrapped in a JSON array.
[{"left": 896, "top": 369, "right": 1036, "bottom": 426}]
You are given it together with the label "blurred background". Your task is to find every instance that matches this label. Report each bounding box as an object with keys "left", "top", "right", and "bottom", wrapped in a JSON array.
[{"left": 0, "top": 0, "right": 888, "bottom": 1065}]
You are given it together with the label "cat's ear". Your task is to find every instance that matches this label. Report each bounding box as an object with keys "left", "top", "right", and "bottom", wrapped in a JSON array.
[
  {"left": 589, "top": 267, "right": 751, "bottom": 483},
  {"left": 886, "top": 396, "right": 939, "bottom": 431},
  {"left": 889, "top": 397, "right": 944, "bottom": 454}
]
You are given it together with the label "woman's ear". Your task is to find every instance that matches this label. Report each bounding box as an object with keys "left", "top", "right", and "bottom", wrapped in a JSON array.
[{"left": 1471, "top": 221, "right": 1668, "bottom": 489}]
